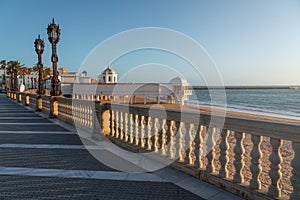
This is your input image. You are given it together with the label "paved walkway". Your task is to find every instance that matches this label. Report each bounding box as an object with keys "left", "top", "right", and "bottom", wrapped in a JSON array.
[{"left": 0, "top": 94, "right": 243, "bottom": 200}]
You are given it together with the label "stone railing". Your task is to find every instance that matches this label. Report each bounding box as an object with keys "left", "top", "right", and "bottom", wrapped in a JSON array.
[{"left": 9, "top": 92, "right": 300, "bottom": 200}]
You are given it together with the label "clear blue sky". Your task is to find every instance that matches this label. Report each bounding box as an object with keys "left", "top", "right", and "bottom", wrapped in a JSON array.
[{"left": 0, "top": 0, "right": 299, "bottom": 85}]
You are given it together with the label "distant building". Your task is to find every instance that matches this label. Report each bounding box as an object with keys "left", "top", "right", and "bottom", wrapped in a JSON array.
[
  {"left": 99, "top": 65, "right": 118, "bottom": 84},
  {"left": 19, "top": 70, "right": 39, "bottom": 89},
  {"left": 169, "top": 76, "right": 192, "bottom": 105},
  {"left": 61, "top": 71, "right": 93, "bottom": 84}
]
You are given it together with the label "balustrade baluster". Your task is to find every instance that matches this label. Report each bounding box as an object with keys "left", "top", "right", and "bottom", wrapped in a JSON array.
[
  {"left": 115, "top": 111, "right": 119, "bottom": 138},
  {"left": 233, "top": 131, "right": 245, "bottom": 183},
  {"left": 147, "top": 117, "right": 152, "bottom": 150},
  {"left": 268, "top": 138, "right": 283, "bottom": 197},
  {"left": 140, "top": 116, "right": 145, "bottom": 148},
  {"left": 199, "top": 126, "right": 206, "bottom": 169},
  {"left": 161, "top": 119, "right": 167, "bottom": 156},
  {"left": 154, "top": 118, "right": 160, "bottom": 152},
  {"left": 169, "top": 120, "right": 176, "bottom": 159},
  {"left": 188, "top": 123, "right": 196, "bottom": 165},
  {"left": 90, "top": 106, "right": 93, "bottom": 128},
  {"left": 124, "top": 113, "right": 128, "bottom": 142},
  {"left": 206, "top": 127, "right": 216, "bottom": 173},
  {"left": 178, "top": 122, "right": 186, "bottom": 163},
  {"left": 250, "top": 135, "right": 262, "bottom": 190},
  {"left": 134, "top": 114, "right": 139, "bottom": 146},
  {"left": 120, "top": 112, "right": 124, "bottom": 140},
  {"left": 110, "top": 110, "right": 115, "bottom": 137},
  {"left": 129, "top": 114, "right": 134, "bottom": 143},
  {"left": 219, "top": 129, "right": 230, "bottom": 178}
]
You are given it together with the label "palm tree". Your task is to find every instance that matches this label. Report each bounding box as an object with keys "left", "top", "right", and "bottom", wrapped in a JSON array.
[
  {"left": 7, "top": 60, "right": 24, "bottom": 92},
  {"left": 0, "top": 60, "right": 8, "bottom": 92}
]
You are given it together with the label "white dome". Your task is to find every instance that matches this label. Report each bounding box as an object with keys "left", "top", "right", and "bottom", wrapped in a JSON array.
[
  {"left": 169, "top": 76, "right": 188, "bottom": 86},
  {"left": 102, "top": 66, "right": 116, "bottom": 74}
]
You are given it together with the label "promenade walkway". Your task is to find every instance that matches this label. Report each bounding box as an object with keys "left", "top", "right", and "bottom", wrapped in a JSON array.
[{"left": 0, "top": 94, "right": 242, "bottom": 199}]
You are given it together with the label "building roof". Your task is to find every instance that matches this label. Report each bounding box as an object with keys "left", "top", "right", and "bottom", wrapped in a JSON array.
[
  {"left": 169, "top": 76, "right": 188, "bottom": 86},
  {"left": 102, "top": 65, "right": 116, "bottom": 74}
]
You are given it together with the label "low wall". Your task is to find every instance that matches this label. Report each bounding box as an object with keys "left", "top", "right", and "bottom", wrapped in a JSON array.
[{"left": 11, "top": 92, "right": 300, "bottom": 200}]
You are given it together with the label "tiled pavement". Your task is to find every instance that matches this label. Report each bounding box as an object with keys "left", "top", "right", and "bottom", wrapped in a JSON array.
[{"left": 0, "top": 94, "right": 243, "bottom": 200}]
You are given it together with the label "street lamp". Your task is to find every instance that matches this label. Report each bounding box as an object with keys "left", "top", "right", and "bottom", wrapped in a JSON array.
[
  {"left": 47, "top": 18, "right": 61, "bottom": 96},
  {"left": 34, "top": 34, "right": 45, "bottom": 94},
  {"left": 12, "top": 65, "right": 17, "bottom": 92},
  {"left": 9, "top": 66, "right": 13, "bottom": 92}
]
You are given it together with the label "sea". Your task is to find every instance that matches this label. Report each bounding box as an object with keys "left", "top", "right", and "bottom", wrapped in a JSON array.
[{"left": 189, "top": 89, "right": 300, "bottom": 120}]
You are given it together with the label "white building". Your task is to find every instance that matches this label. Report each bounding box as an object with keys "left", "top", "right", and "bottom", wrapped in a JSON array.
[
  {"left": 19, "top": 71, "right": 39, "bottom": 89},
  {"left": 61, "top": 71, "right": 93, "bottom": 84},
  {"left": 99, "top": 66, "right": 118, "bottom": 84},
  {"left": 169, "top": 76, "right": 192, "bottom": 105}
]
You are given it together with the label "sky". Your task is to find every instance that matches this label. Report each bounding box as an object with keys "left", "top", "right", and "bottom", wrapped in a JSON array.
[{"left": 0, "top": 0, "right": 299, "bottom": 86}]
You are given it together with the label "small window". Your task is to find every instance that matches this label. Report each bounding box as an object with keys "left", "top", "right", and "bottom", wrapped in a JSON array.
[{"left": 108, "top": 76, "right": 111, "bottom": 82}]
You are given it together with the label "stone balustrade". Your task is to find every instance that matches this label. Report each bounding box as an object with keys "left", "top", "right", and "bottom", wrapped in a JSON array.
[{"left": 10, "top": 92, "right": 300, "bottom": 200}]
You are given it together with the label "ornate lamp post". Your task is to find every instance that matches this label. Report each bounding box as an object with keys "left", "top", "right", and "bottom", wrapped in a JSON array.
[
  {"left": 9, "top": 67, "right": 14, "bottom": 92},
  {"left": 12, "top": 65, "right": 17, "bottom": 92},
  {"left": 34, "top": 34, "right": 45, "bottom": 94},
  {"left": 47, "top": 18, "right": 61, "bottom": 96}
]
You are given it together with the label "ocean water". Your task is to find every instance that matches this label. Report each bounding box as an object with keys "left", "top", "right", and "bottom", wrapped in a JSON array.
[{"left": 190, "top": 89, "right": 300, "bottom": 119}]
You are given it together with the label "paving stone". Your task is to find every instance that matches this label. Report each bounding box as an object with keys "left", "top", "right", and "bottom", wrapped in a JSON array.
[
  {"left": 0, "top": 134, "right": 83, "bottom": 145},
  {"left": 0, "top": 175, "right": 204, "bottom": 200},
  {"left": 0, "top": 148, "right": 116, "bottom": 171},
  {"left": 0, "top": 124, "right": 69, "bottom": 131}
]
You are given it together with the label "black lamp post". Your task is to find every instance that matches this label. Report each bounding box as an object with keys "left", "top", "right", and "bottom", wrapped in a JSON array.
[
  {"left": 47, "top": 18, "right": 61, "bottom": 96},
  {"left": 12, "top": 65, "right": 17, "bottom": 92},
  {"left": 9, "top": 67, "right": 13, "bottom": 92},
  {"left": 34, "top": 34, "right": 45, "bottom": 94}
]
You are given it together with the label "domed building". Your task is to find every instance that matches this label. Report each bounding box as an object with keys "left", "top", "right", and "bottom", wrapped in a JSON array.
[
  {"left": 99, "top": 65, "right": 118, "bottom": 84},
  {"left": 170, "top": 76, "right": 188, "bottom": 90},
  {"left": 169, "top": 76, "right": 192, "bottom": 105}
]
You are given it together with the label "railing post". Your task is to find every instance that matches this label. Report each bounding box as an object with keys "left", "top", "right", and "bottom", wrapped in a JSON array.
[
  {"left": 92, "top": 101, "right": 102, "bottom": 138},
  {"left": 49, "top": 97, "right": 58, "bottom": 118},
  {"left": 291, "top": 142, "right": 300, "bottom": 200},
  {"left": 100, "top": 105, "right": 111, "bottom": 136},
  {"left": 18, "top": 93, "right": 22, "bottom": 103},
  {"left": 36, "top": 95, "right": 42, "bottom": 112},
  {"left": 25, "top": 94, "right": 30, "bottom": 106}
]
